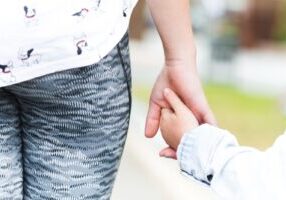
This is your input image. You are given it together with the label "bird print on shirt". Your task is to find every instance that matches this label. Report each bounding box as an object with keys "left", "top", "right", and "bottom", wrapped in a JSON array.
[
  {"left": 72, "top": 8, "right": 90, "bottom": 22},
  {"left": 0, "top": 0, "right": 135, "bottom": 87},
  {"left": 95, "top": 0, "right": 101, "bottom": 9},
  {"left": 122, "top": 0, "right": 132, "bottom": 17},
  {"left": 24, "top": 6, "right": 36, "bottom": 18},
  {"left": 73, "top": 34, "right": 90, "bottom": 55},
  {"left": 23, "top": 5, "right": 38, "bottom": 26},
  {"left": 0, "top": 61, "right": 16, "bottom": 83},
  {"left": 18, "top": 48, "right": 42, "bottom": 66},
  {"left": 0, "top": 61, "right": 13, "bottom": 74},
  {"left": 72, "top": 8, "right": 89, "bottom": 18}
]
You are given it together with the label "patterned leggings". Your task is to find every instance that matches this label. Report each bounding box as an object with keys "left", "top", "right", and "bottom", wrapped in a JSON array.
[{"left": 0, "top": 33, "right": 131, "bottom": 200}]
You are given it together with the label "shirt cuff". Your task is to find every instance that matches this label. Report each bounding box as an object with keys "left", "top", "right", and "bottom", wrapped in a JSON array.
[{"left": 176, "top": 124, "right": 238, "bottom": 185}]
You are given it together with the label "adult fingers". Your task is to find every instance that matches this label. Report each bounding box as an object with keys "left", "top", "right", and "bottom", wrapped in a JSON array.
[
  {"left": 201, "top": 110, "right": 217, "bottom": 126},
  {"left": 161, "top": 108, "right": 174, "bottom": 118},
  {"left": 183, "top": 89, "right": 216, "bottom": 125},
  {"left": 145, "top": 101, "right": 161, "bottom": 138}
]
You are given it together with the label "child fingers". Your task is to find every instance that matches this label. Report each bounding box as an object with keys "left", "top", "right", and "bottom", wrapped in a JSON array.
[
  {"left": 163, "top": 88, "right": 185, "bottom": 113},
  {"left": 160, "top": 108, "right": 174, "bottom": 130},
  {"left": 161, "top": 108, "right": 175, "bottom": 121},
  {"left": 161, "top": 107, "right": 173, "bottom": 115},
  {"left": 159, "top": 147, "right": 177, "bottom": 159}
]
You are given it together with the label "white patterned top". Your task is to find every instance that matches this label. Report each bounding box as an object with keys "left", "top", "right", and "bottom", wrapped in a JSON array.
[{"left": 0, "top": 0, "right": 138, "bottom": 87}]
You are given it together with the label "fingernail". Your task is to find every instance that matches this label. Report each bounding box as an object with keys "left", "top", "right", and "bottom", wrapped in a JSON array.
[{"left": 164, "top": 88, "right": 170, "bottom": 95}]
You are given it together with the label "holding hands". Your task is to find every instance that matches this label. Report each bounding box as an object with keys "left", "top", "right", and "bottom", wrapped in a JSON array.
[
  {"left": 144, "top": 65, "right": 216, "bottom": 159},
  {"left": 145, "top": 0, "right": 215, "bottom": 161},
  {"left": 159, "top": 88, "right": 199, "bottom": 159},
  {"left": 160, "top": 88, "right": 199, "bottom": 151}
]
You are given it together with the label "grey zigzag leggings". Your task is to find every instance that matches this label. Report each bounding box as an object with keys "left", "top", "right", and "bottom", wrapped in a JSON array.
[{"left": 0, "top": 32, "right": 131, "bottom": 200}]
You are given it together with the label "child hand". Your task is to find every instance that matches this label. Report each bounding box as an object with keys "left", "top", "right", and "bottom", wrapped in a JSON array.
[{"left": 160, "top": 88, "right": 199, "bottom": 151}]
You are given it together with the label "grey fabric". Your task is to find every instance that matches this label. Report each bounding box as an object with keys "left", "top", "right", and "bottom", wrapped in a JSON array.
[{"left": 0, "top": 32, "right": 131, "bottom": 200}]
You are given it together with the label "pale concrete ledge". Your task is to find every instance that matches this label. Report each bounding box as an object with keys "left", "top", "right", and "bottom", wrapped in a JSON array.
[{"left": 111, "top": 100, "right": 218, "bottom": 200}]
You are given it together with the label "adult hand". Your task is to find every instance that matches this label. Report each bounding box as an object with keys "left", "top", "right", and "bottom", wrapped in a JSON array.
[
  {"left": 145, "top": 61, "right": 216, "bottom": 158},
  {"left": 145, "top": 0, "right": 216, "bottom": 159}
]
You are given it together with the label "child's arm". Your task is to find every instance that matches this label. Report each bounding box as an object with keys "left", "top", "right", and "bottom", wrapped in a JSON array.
[
  {"left": 160, "top": 88, "right": 286, "bottom": 199},
  {"left": 178, "top": 124, "right": 286, "bottom": 199}
]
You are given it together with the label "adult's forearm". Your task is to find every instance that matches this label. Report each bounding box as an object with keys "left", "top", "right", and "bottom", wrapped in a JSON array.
[{"left": 145, "top": 0, "right": 196, "bottom": 67}]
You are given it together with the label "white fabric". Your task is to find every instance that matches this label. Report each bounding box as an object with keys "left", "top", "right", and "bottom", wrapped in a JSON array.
[
  {"left": 177, "top": 124, "right": 286, "bottom": 200},
  {"left": 0, "top": 0, "right": 138, "bottom": 87}
]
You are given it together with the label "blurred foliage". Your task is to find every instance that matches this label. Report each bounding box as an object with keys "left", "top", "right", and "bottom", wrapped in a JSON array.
[
  {"left": 133, "top": 84, "right": 286, "bottom": 150},
  {"left": 274, "top": 0, "right": 286, "bottom": 41},
  {"left": 210, "top": 20, "right": 239, "bottom": 61},
  {"left": 219, "top": 20, "right": 239, "bottom": 37},
  {"left": 204, "top": 84, "right": 286, "bottom": 149}
]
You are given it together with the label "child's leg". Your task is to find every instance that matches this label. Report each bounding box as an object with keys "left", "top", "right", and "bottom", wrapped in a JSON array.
[
  {"left": 0, "top": 88, "right": 23, "bottom": 199},
  {"left": 5, "top": 32, "right": 131, "bottom": 200}
]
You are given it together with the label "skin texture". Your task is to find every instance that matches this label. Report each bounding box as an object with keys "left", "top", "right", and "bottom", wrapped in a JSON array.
[
  {"left": 145, "top": 0, "right": 216, "bottom": 158},
  {"left": 159, "top": 88, "right": 199, "bottom": 159}
]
